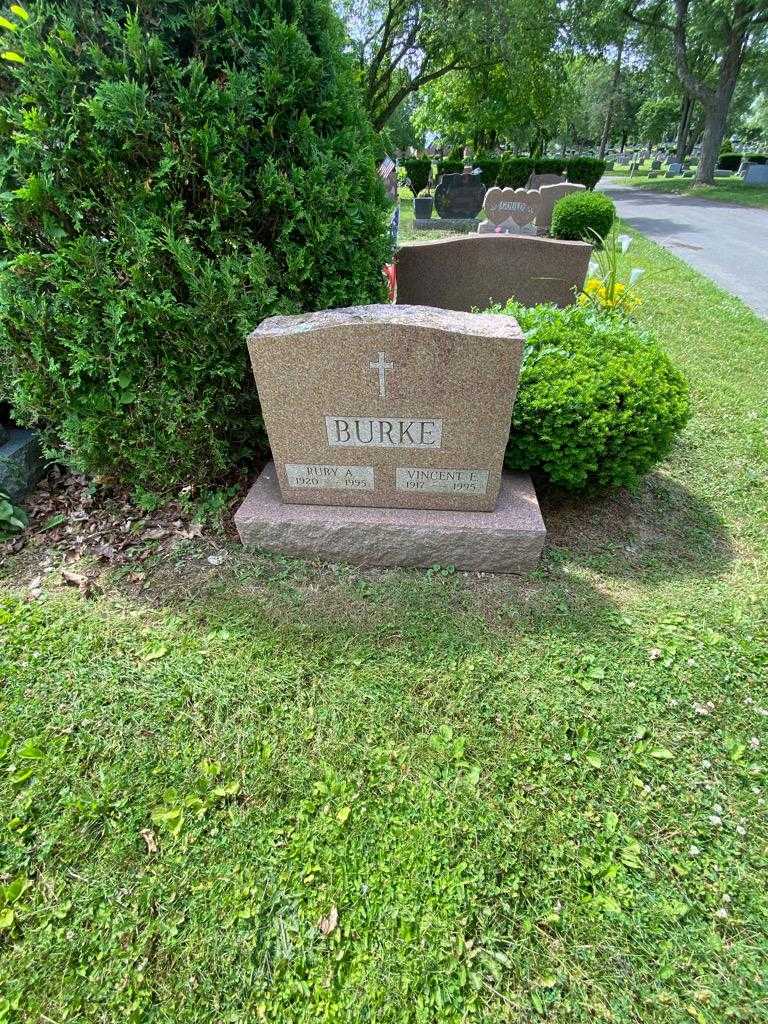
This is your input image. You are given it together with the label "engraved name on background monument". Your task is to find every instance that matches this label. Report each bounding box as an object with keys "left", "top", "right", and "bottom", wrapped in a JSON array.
[{"left": 246, "top": 305, "right": 524, "bottom": 512}]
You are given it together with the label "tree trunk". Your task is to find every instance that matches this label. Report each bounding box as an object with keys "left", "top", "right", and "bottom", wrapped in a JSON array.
[
  {"left": 685, "top": 106, "right": 703, "bottom": 158},
  {"left": 697, "top": 93, "right": 732, "bottom": 183},
  {"left": 668, "top": 0, "right": 750, "bottom": 186},
  {"left": 675, "top": 95, "right": 693, "bottom": 160},
  {"left": 599, "top": 37, "right": 624, "bottom": 160}
]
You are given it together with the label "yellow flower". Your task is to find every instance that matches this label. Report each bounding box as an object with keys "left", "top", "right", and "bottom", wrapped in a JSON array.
[{"left": 580, "top": 275, "right": 641, "bottom": 312}]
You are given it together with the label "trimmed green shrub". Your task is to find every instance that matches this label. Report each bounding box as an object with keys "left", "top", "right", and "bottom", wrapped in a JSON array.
[
  {"left": 498, "top": 156, "right": 534, "bottom": 188},
  {"left": 495, "top": 156, "right": 606, "bottom": 190},
  {"left": 0, "top": 1, "right": 390, "bottom": 493},
  {"left": 402, "top": 158, "right": 432, "bottom": 196},
  {"left": 534, "top": 157, "right": 566, "bottom": 176},
  {"left": 551, "top": 192, "right": 616, "bottom": 244},
  {"left": 746, "top": 153, "right": 767, "bottom": 165},
  {"left": 566, "top": 157, "right": 607, "bottom": 189},
  {"left": 488, "top": 302, "right": 690, "bottom": 491},
  {"left": 474, "top": 158, "right": 502, "bottom": 186},
  {"left": 717, "top": 153, "right": 743, "bottom": 171},
  {"left": 436, "top": 159, "right": 464, "bottom": 178}
]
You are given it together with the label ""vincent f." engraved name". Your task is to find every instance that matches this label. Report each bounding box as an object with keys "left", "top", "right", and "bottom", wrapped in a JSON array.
[
  {"left": 326, "top": 416, "right": 442, "bottom": 449},
  {"left": 396, "top": 467, "right": 488, "bottom": 494}
]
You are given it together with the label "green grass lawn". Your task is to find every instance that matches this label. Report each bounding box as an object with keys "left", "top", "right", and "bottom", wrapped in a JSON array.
[
  {"left": 398, "top": 194, "right": 481, "bottom": 241},
  {"left": 608, "top": 168, "right": 768, "bottom": 210},
  {"left": 1, "top": 229, "right": 767, "bottom": 1022}
]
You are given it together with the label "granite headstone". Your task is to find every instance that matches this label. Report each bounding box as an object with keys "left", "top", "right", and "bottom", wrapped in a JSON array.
[
  {"left": 244, "top": 305, "right": 523, "bottom": 513},
  {"left": 396, "top": 235, "right": 592, "bottom": 311},
  {"left": 433, "top": 172, "right": 486, "bottom": 219},
  {"left": 535, "top": 181, "right": 586, "bottom": 233},
  {"left": 527, "top": 172, "right": 567, "bottom": 190},
  {"left": 477, "top": 187, "right": 539, "bottom": 235},
  {"left": 745, "top": 163, "right": 768, "bottom": 186}
]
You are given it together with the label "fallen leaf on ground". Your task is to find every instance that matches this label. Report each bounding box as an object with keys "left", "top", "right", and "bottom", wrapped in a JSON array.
[
  {"left": 140, "top": 828, "right": 159, "bottom": 854},
  {"left": 318, "top": 905, "right": 338, "bottom": 936}
]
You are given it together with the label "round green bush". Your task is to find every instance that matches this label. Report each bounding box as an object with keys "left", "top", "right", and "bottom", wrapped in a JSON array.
[
  {"left": 0, "top": 1, "right": 390, "bottom": 493},
  {"left": 488, "top": 302, "right": 690, "bottom": 491},
  {"left": 550, "top": 191, "right": 616, "bottom": 245}
]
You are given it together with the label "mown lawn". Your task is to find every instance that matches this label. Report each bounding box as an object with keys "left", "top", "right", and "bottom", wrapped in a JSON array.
[
  {"left": 398, "top": 193, "right": 481, "bottom": 241},
  {"left": 608, "top": 168, "right": 768, "bottom": 210},
  {"left": 1, "top": 229, "right": 767, "bottom": 1023}
]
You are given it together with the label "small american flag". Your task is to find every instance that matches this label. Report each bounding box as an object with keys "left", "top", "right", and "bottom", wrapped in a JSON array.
[{"left": 378, "top": 155, "right": 395, "bottom": 179}]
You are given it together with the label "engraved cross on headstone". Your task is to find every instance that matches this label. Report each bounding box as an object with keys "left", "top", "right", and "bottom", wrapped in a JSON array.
[{"left": 370, "top": 352, "right": 394, "bottom": 398}]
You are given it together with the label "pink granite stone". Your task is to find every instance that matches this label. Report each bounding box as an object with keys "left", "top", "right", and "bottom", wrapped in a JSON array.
[{"left": 235, "top": 462, "right": 546, "bottom": 574}]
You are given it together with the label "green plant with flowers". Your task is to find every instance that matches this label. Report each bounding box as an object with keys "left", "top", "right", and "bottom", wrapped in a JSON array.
[{"left": 579, "top": 231, "right": 645, "bottom": 313}]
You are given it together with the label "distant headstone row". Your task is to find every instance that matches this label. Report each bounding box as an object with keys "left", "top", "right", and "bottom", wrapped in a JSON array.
[{"left": 417, "top": 171, "right": 585, "bottom": 237}]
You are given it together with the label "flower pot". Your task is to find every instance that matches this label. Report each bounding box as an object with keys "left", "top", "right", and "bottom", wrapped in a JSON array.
[{"left": 414, "top": 196, "right": 433, "bottom": 220}]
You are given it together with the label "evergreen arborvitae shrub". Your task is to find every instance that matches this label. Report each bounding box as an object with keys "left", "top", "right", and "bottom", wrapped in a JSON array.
[
  {"left": 498, "top": 157, "right": 534, "bottom": 188},
  {"left": 717, "top": 153, "right": 743, "bottom": 171},
  {"left": 0, "top": 2, "right": 390, "bottom": 492},
  {"left": 551, "top": 191, "right": 616, "bottom": 244},
  {"left": 436, "top": 159, "right": 464, "bottom": 178},
  {"left": 402, "top": 158, "right": 431, "bottom": 196},
  {"left": 488, "top": 302, "right": 691, "bottom": 491},
  {"left": 565, "top": 157, "right": 606, "bottom": 189},
  {"left": 474, "top": 158, "right": 501, "bottom": 186},
  {"left": 533, "top": 157, "right": 566, "bottom": 176}
]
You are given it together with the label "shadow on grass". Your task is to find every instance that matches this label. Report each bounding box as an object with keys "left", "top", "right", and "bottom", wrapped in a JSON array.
[
  {"left": 80, "top": 465, "right": 736, "bottom": 656},
  {"left": 106, "top": 526, "right": 639, "bottom": 662},
  {"left": 538, "top": 470, "right": 734, "bottom": 581}
]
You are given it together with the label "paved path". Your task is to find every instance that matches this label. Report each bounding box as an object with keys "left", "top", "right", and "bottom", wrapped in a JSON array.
[{"left": 599, "top": 181, "right": 768, "bottom": 317}]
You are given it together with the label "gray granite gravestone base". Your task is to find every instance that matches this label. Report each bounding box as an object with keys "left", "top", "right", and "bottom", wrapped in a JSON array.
[
  {"left": 0, "top": 429, "right": 45, "bottom": 502},
  {"left": 235, "top": 462, "right": 545, "bottom": 574}
]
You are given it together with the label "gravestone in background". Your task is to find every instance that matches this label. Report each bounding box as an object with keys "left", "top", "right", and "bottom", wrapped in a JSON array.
[
  {"left": 666, "top": 162, "right": 683, "bottom": 176},
  {"left": 396, "top": 234, "right": 592, "bottom": 311},
  {"left": 433, "top": 172, "right": 486, "bottom": 219},
  {"left": 527, "top": 172, "right": 567, "bottom": 190},
  {"left": 745, "top": 163, "right": 768, "bottom": 186},
  {"left": 535, "top": 182, "right": 586, "bottom": 234},
  {"left": 477, "top": 187, "right": 539, "bottom": 235},
  {"left": 0, "top": 403, "right": 45, "bottom": 502},
  {"left": 235, "top": 304, "right": 546, "bottom": 572}
]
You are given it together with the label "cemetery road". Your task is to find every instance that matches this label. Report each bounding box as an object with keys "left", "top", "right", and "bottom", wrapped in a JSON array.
[{"left": 599, "top": 181, "right": 768, "bottom": 318}]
